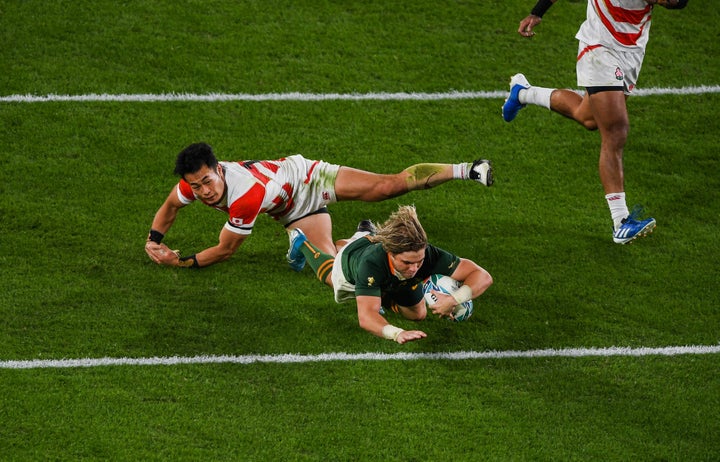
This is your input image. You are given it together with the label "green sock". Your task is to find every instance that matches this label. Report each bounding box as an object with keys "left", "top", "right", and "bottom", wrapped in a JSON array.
[{"left": 300, "top": 240, "right": 335, "bottom": 282}]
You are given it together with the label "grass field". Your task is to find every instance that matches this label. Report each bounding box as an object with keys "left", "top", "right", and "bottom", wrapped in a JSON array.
[{"left": 1, "top": 1, "right": 719, "bottom": 460}]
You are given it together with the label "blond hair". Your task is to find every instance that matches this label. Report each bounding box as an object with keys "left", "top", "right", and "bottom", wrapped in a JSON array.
[{"left": 369, "top": 205, "right": 427, "bottom": 254}]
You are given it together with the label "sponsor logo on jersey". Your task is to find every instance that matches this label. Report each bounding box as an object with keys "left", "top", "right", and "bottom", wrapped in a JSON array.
[{"left": 367, "top": 276, "right": 375, "bottom": 287}]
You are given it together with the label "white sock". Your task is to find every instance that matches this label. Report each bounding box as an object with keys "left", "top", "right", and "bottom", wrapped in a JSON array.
[
  {"left": 453, "top": 163, "right": 469, "bottom": 179},
  {"left": 606, "top": 192, "right": 629, "bottom": 230},
  {"left": 519, "top": 87, "right": 553, "bottom": 110}
]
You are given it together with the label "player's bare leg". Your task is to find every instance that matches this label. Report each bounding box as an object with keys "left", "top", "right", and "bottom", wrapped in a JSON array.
[
  {"left": 587, "top": 90, "right": 628, "bottom": 195},
  {"left": 334, "top": 161, "right": 491, "bottom": 202},
  {"left": 504, "top": 74, "right": 598, "bottom": 130},
  {"left": 288, "top": 213, "right": 336, "bottom": 256},
  {"left": 550, "top": 89, "right": 598, "bottom": 130}
]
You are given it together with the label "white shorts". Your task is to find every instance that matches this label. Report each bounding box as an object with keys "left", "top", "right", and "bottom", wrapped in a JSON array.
[
  {"left": 576, "top": 41, "right": 644, "bottom": 95},
  {"left": 276, "top": 155, "right": 341, "bottom": 226},
  {"left": 330, "top": 233, "right": 370, "bottom": 303}
]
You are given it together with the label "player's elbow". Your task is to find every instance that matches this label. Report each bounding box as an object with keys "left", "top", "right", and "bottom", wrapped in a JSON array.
[
  {"left": 480, "top": 270, "right": 494, "bottom": 291},
  {"left": 468, "top": 268, "right": 493, "bottom": 295}
]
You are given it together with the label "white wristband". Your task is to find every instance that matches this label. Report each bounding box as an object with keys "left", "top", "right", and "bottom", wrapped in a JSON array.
[
  {"left": 382, "top": 324, "right": 404, "bottom": 342},
  {"left": 451, "top": 284, "right": 473, "bottom": 305}
]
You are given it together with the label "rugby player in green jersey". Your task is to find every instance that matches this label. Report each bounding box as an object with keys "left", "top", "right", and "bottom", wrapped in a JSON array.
[{"left": 287, "top": 205, "right": 493, "bottom": 344}]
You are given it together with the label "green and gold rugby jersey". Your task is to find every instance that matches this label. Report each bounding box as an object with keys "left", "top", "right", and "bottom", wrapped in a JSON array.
[{"left": 339, "top": 237, "right": 461, "bottom": 306}]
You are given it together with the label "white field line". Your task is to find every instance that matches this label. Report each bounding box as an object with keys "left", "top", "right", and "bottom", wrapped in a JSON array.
[
  {"left": 1, "top": 85, "right": 719, "bottom": 103},
  {"left": 2, "top": 344, "right": 718, "bottom": 370}
]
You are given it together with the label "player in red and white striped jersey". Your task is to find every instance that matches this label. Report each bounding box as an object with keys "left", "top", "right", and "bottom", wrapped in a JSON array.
[
  {"left": 502, "top": 0, "right": 687, "bottom": 244},
  {"left": 145, "top": 142, "right": 493, "bottom": 268}
]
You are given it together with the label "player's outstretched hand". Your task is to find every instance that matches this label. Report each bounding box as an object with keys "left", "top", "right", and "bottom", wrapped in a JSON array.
[
  {"left": 396, "top": 330, "right": 427, "bottom": 344},
  {"left": 145, "top": 242, "right": 179, "bottom": 266}
]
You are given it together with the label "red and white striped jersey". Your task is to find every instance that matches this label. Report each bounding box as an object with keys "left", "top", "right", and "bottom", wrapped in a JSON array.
[
  {"left": 176, "top": 158, "right": 310, "bottom": 236},
  {"left": 576, "top": 0, "right": 654, "bottom": 52}
]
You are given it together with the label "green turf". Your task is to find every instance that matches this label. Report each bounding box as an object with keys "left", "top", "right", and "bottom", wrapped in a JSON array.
[{"left": 1, "top": 1, "right": 719, "bottom": 460}]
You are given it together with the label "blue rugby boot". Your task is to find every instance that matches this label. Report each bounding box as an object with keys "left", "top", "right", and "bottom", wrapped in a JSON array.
[
  {"left": 613, "top": 206, "right": 656, "bottom": 244},
  {"left": 286, "top": 228, "right": 308, "bottom": 271},
  {"left": 502, "top": 73, "right": 530, "bottom": 122}
]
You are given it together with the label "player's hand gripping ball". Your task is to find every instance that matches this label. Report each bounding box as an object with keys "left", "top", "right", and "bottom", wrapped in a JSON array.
[{"left": 422, "top": 274, "right": 474, "bottom": 322}]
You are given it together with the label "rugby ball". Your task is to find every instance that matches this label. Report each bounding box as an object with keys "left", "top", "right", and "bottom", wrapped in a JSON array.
[{"left": 422, "top": 274, "right": 473, "bottom": 322}]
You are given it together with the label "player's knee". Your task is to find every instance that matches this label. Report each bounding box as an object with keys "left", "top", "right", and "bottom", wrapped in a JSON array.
[{"left": 381, "top": 176, "right": 408, "bottom": 198}]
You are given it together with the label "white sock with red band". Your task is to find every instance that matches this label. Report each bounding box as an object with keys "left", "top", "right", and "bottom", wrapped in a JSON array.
[
  {"left": 453, "top": 163, "right": 468, "bottom": 179},
  {"left": 606, "top": 192, "right": 629, "bottom": 230}
]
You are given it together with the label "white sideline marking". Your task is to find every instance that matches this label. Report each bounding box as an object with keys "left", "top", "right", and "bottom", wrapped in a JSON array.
[
  {"left": 2, "top": 345, "right": 718, "bottom": 370},
  {"left": 1, "top": 85, "right": 719, "bottom": 103}
]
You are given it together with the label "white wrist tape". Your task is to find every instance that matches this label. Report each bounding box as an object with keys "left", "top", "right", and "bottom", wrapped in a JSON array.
[
  {"left": 382, "top": 324, "right": 404, "bottom": 342},
  {"left": 451, "top": 284, "right": 473, "bottom": 305}
]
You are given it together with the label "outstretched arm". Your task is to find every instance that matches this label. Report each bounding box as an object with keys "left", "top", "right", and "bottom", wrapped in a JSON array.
[
  {"left": 148, "top": 188, "right": 184, "bottom": 236},
  {"left": 146, "top": 226, "right": 247, "bottom": 268},
  {"left": 145, "top": 189, "right": 248, "bottom": 268},
  {"left": 356, "top": 296, "right": 427, "bottom": 344},
  {"left": 145, "top": 188, "right": 183, "bottom": 263}
]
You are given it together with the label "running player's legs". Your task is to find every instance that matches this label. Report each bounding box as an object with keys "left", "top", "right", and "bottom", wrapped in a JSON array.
[
  {"left": 551, "top": 89, "right": 596, "bottom": 130},
  {"left": 577, "top": 44, "right": 636, "bottom": 194},
  {"left": 549, "top": 42, "right": 637, "bottom": 131},
  {"left": 588, "top": 90, "right": 629, "bottom": 194}
]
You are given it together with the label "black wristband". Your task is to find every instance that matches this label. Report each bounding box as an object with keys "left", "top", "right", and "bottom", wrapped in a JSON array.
[
  {"left": 148, "top": 229, "right": 164, "bottom": 244},
  {"left": 531, "top": 0, "right": 554, "bottom": 17},
  {"left": 179, "top": 254, "right": 200, "bottom": 268},
  {"left": 666, "top": 0, "right": 687, "bottom": 9}
]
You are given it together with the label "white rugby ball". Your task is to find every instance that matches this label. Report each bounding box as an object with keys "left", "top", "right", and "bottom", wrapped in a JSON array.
[{"left": 422, "top": 274, "right": 473, "bottom": 322}]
